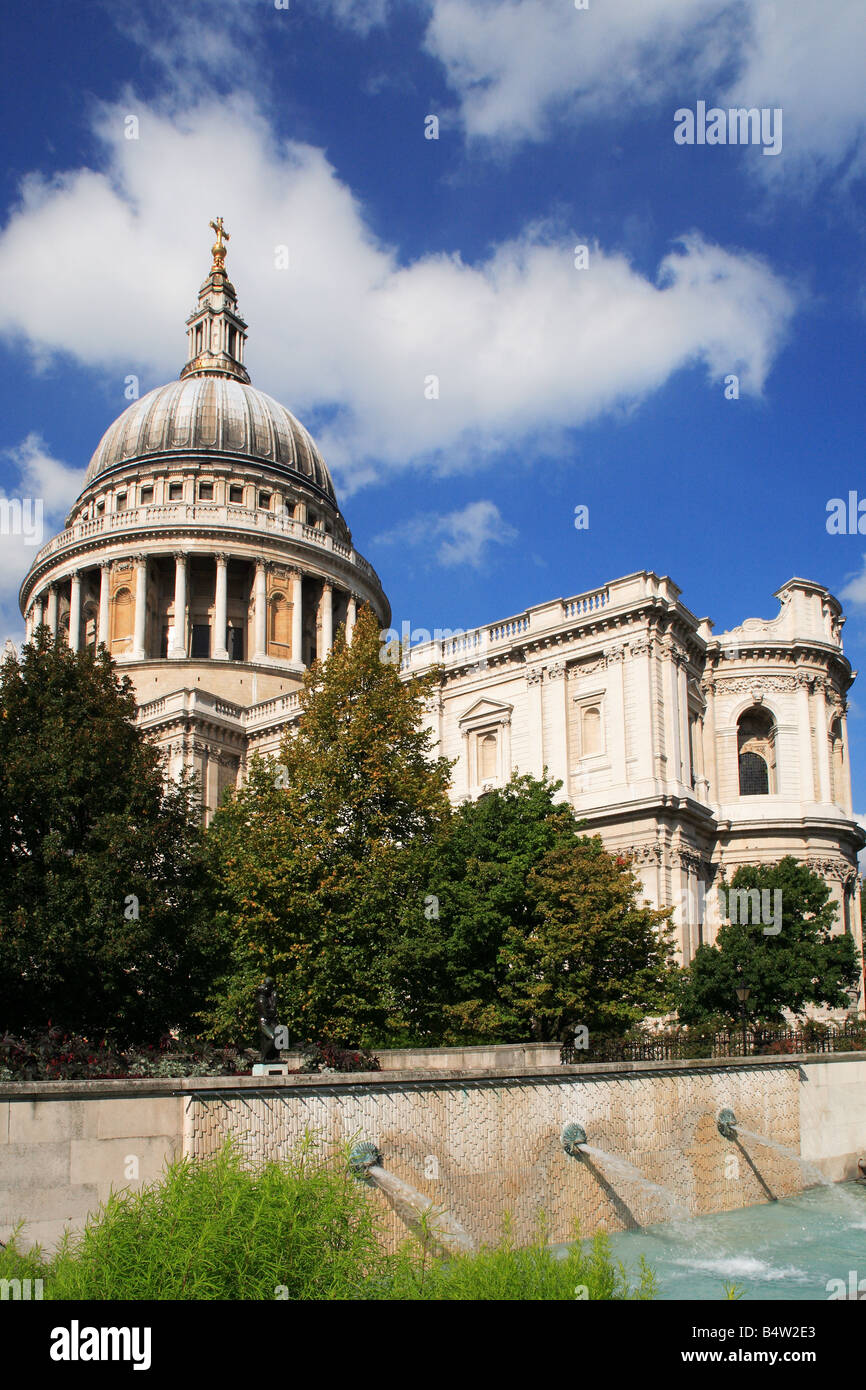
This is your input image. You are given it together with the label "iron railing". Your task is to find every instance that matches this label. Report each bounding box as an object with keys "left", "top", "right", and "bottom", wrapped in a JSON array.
[{"left": 560, "top": 1025, "right": 866, "bottom": 1065}]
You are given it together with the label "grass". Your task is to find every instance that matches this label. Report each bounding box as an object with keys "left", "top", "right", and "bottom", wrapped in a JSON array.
[{"left": 1, "top": 1139, "right": 657, "bottom": 1301}]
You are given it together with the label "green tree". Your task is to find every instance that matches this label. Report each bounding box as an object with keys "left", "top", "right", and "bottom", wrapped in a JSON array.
[
  {"left": 201, "top": 605, "right": 453, "bottom": 1047},
  {"left": 500, "top": 837, "right": 679, "bottom": 1041},
  {"left": 0, "top": 629, "right": 211, "bottom": 1041},
  {"left": 386, "top": 773, "right": 583, "bottom": 1043},
  {"left": 678, "top": 857, "right": 861, "bottom": 1026}
]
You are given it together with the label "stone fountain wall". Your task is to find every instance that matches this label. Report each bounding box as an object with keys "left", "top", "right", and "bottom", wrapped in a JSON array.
[
  {"left": 6, "top": 1055, "right": 864, "bottom": 1254},
  {"left": 187, "top": 1062, "right": 804, "bottom": 1249}
]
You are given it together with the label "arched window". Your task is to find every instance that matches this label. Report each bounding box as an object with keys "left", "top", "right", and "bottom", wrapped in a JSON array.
[
  {"left": 269, "top": 594, "right": 291, "bottom": 652},
  {"left": 581, "top": 705, "right": 602, "bottom": 756},
  {"left": 479, "top": 732, "right": 497, "bottom": 781},
  {"left": 110, "top": 587, "right": 133, "bottom": 652},
  {"left": 829, "top": 718, "right": 844, "bottom": 805},
  {"left": 737, "top": 707, "right": 776, "bottom": 795}
]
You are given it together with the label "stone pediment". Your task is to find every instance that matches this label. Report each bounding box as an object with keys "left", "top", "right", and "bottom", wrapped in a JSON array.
[{"left": 458, "top": 697, "right": 513, "bottom": 729}]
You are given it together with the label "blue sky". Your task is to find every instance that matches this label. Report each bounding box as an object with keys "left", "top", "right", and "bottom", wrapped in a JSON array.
[{"left": 2, "top": 0, "right": 866, "bottom": 803}]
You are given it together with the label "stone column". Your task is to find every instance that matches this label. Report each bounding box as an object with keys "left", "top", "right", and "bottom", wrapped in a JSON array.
[
  {"left": 814, "top": 683, "right": 832, "bottom": 804},
  {"left": 840, "top": 708, "right": 854, "bottom": 817},
  {"left": 662, "top": 645, "right": 682, "bottom": 787},
  {"left": 544, "top": 661, "right": 569, "bottom": 795},
  {"left": 253, "top": 560, "right": 267, "bottom": 661},
  {"left": 678, "top": 662, "right": 691, "bottom": 787},
  {"left": 46, "top": 584, "right": 59, "bottom": 635},
  {"left": 797, "top": 680, "right": 815, "bottom": 799},
  {"left": 321, "top": 581, "right": 333, "bottom": 657},
  {"left": 526, "top": 669, "right": 544, "bottom": 779},
  {"left": 33, "top": 594, "right": 45, "bottom": 632},
  {"left": 98, "top": 563, "right": 111, "bottom": 648},
  {"left": 703, "top": 681, "right": 718, "bottom": 801},
  {"left": 290, "top": 569, "right": 303, "bottom": 663},
  {"left": 346, "top": 592, "right": 357, "bottom": 645},
  {"left": 213, "top": 554, "right": 229, "bottom": 660},
  {"left": 461, "top": 728, "right": 471, "bottom": 797},
  {"left": 132, "top": 557, "right": 148, "bottom": 660},
  {"left": 170, "top": 553, "right": 188, "bottom": 658},
  {"left": 68, "top": 572, "right": 82, "bottom": 652}
]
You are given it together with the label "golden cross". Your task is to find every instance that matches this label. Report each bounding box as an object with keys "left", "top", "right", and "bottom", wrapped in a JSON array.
[{"left": 209, "top": 216, "right": 230, "bottom": 268}]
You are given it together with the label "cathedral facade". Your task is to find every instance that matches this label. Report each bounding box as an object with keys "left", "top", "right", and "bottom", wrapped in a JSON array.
[{"left": 18, "top": 233, "right": 865, "bottom": 992}]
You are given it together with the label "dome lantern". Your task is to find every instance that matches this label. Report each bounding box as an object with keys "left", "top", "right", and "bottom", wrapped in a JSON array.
[{"left": 180, "top": 216, "right": 250, "bottom": 385}]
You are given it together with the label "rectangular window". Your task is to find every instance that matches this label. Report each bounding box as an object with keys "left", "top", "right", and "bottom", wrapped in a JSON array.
[
  {"left": 140, "top": 486, "right": 154, "bottom": 504},
  {"left": 191, "top": 624, "right": 211, "bottom": 658},
  {"left": 198, "top": 482, "right": 214, "bottom": 501},
  {"left": 228, "top": 626, "right": 244, "bottom": 661},
  {"left": 258, "top": 492, "right": 271, "bottom": 510},
  {"left": 229, "top": 485, "right": 244, "bottom": 505},
  {"left": 168, "top": 482, "right": 183, "bottom": 501},
  {"left": 115, "top": 493, "right": 127, "bottom": 512}
]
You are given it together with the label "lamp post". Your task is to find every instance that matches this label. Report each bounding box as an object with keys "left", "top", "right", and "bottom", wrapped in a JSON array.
[{"left": 735, "top": 982, "right": 751, "bottom": 1056}]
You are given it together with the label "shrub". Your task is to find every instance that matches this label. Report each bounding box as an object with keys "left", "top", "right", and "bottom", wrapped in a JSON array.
[
  {"left": 0, "top": 1030, "right": 253, "bottom": 1081},
  {"left": 4, "top": 1141, "right": 657, "bottom": 1301},
  {"left": 45, "top": 1139, "right": 390, "bottom": 1301},
  {"left": 298, "top": 1042, "right": 381, "bottom": 1073}
]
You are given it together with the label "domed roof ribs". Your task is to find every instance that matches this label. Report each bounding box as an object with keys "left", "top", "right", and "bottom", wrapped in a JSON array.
[
  {"left": 180, "top": 217, "right": 251, "bottom": 386},
  {"left": 77, "top": 226, "right": 339, "bottom": 506}
]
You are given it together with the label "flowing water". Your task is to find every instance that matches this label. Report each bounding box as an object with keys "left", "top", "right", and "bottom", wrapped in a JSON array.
[
  {"left": 580, "top": 1145, "right": 692, "bottom": 1223},
  {"left": 594, "top": 1183, "right": 866, "bottom": 1300},
  {"left": 365, "top": 1164, "right": 476, "bottom": 1255},
  {"left": 737, "top": 1127, "right": 864, "bottom": 1219}
]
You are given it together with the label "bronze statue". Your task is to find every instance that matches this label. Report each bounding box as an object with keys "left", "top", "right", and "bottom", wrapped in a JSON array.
[{"left": 256, "top": 977, "right": 279, "bottom": 1062}]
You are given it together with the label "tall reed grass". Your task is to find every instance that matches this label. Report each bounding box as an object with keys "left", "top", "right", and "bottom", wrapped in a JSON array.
[{"left": 1, "top": 1139, "right": 656, "bottom": 1301}]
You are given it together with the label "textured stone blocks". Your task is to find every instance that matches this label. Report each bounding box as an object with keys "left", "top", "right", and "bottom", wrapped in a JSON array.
[{"left": 187, "top": 1065, "right": 804, "bottom": 1251}]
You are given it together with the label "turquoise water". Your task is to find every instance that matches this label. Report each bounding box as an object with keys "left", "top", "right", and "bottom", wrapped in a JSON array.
[{"left": 598, "top": 1184, "right": 866, "bottom": 1300}]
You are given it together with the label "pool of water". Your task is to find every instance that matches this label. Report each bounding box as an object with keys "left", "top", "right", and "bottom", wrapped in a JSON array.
[{"left": 590, "top": 1183, "right": 866, "bottom": 1300}]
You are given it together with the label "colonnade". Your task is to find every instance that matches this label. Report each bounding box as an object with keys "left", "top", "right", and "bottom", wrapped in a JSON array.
[{"left": 24, "top": 552, "right": 360, "bottom": 665}]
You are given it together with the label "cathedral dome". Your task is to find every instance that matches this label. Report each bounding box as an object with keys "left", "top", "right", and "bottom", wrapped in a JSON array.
[{"left": 83, "top": 376, "right": 337, "bottom": 503}]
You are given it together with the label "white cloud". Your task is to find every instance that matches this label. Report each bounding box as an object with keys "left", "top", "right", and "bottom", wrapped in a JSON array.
[
  {"left": 318, "top": 0, "right": 393, "bottom": 34},
  {"left": 109, "top": 0, "right": 264, "bottom": 96},
  {"left": 839, "top": 563, "right": 866, "bottom": 611},
  {"left": 377, "top": 498, "right": 517, "bottom": 568},
  {"left": 0, "top": 97, "right": 796, "bottom": 494},
  {"left": 420, "top": 0, "right": 866, "bottom": 181},
  {"left": 424, "top": 0, "right": 736, "bottom": 142},
  {"left": 110, "top": 0, "right": 866, "bottom": 186},
  {"left": 0, "top": 434, "right": 84, "bottom": 633}
]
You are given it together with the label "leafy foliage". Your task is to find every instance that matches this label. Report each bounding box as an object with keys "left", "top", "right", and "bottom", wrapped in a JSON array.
[
  {"left": 0, "top": 630, "right": 213, "bottom": 1041},
  {"left": 678, "top": 858, "right": 862, "bottom": 1025},
  {"left": 385, "top": 772, "right": 582, "bottom": 1042},
  {"left": 3, "top": 1141, "right": 657, "bottom": 1301},
  {"left": 502, "top": 837, "right": 680, "bottom": 1040},
  {"left": 298, "top": 1042, "right": 381, "bottom": 1073},
  {"left": 388, "top": 782, "right": 678, "bottom": 1044},
  {"left": 0, "top": 1029, "right": 252, "bottom": 1081},
  {"left": 201, "top": 606, "right": 453, "bottom": 1046}
]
